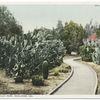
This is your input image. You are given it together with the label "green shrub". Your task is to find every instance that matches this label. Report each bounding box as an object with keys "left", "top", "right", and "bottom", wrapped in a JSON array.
[
  {"left": 58, "top": 64, "right": 70, "bottom": 73},
  {"left": 59, "top": 68, "right": 68, "bottom": 73},
  {"left": 14, "top": 76, "right": 23, "bottom": 83},
  {"left": 32, "top": 75, "right": 44, "bottom": 86},
  {"left": 53, "top": 70, "right": 59, "bottom": 76},
  {"left": 42, "top": 61, "right": 49, "bottom": 79},
  {"left": 79, "top": 45, "right": 94, "bottom": 61}
]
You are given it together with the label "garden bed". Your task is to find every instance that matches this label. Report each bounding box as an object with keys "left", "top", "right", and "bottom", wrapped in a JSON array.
[{"left": 0, "top": 63, "right": 71, "bottom": 95}]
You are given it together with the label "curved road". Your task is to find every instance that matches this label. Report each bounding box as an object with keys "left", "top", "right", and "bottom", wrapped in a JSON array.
[{"left": 53, "top": 57, "right": 97, "bottom": 95}]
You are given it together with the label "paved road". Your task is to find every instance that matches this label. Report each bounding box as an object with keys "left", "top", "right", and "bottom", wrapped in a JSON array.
[{"left": 53, "top": 57, "right": 97, "bottom": 95}]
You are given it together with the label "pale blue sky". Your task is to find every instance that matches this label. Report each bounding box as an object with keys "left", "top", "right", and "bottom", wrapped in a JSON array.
[{"left": 7, "top": 5, "right": 100, "bottom": 33}]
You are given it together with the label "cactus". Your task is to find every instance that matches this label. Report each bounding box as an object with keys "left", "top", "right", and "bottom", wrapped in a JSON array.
[
  {"left": 92, "top": 43, "right": 100, "bottom": 64},
  {"left": 42, "top": 60, "right": 49, "bottom": 79}
]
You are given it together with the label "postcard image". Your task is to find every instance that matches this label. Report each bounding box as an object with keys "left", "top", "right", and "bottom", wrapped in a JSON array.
[{"left": 0, "top": 1, "right": 100, "bottom": 99}]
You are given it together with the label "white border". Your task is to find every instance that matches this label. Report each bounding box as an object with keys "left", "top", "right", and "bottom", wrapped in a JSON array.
[
  {"left": 0, "top": 95, "right": 100, "bottom": 98},
  {"left": 0, "top": 0, "right": 100, "bottom": 5},
  {"left": 0, "top": 0, "right": 100, "bottom": 99}
]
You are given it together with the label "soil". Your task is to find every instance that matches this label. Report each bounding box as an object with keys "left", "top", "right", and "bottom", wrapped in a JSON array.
[{"left": 0, "top": 63, "right": 71, "bottom": 95}]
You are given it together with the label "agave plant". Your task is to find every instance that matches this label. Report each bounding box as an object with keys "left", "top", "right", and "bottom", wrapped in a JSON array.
[{"left": 92, "top": 42, "right": 100, "bottom": 64}]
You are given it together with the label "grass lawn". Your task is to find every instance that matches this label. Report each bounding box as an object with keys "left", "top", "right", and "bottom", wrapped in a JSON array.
[
  {"left": 80, "top": 61, "right": 100, "bottom": 94},
  {"left": 0, "top": 63, "right": 71, "bottom": 95}
]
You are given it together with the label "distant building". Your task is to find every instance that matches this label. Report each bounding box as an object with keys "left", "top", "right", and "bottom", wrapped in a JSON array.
[
  {"left": 88, "top": 33, "right": 97, "bottom": 42},
  {"left": 83, "top": 33, "right": 97, "bottom": 46}
]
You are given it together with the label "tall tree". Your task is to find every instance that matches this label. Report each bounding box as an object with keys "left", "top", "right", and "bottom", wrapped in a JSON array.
[
  {"left": 95, "top": 25, "right": 100, "bottom": 38},
  {"left": 54, "top": 20, "right": 64, "bottom": 40},
  {"left": 64, "top": 21, "right": 85, "bottom": 54},
  {"left": 57, "top": 20, "right": 63, "bottom": 30},
  {"left": 0, "top": 6, "right": 23, "bottom": 38},
  {"left": 84, "top": 20, "right": 98, "bottom": 37}
]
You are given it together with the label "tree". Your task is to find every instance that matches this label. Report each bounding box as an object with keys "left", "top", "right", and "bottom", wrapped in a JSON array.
[
  {"left": 84, "top": 20, "right": 98, "bottom": 37},
  {"left": 95, "top": 25, "right": 100, "bottom": 38},
  {"left": 54, "top": 20, "right": 64, "bottom": 40},
  {"left": 64, "top": 21, "right": 85, "bottom": 54},
  {"left": 0, "top": 6, "right": 23, "bottom": 38},
  {"left": 57, "top": 20, "right": 63, "bottom": 30}
]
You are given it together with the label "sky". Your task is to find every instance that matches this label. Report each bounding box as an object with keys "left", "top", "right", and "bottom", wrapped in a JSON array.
[{"left": 6, "top": 5, "right": 100, "bottom": 33}]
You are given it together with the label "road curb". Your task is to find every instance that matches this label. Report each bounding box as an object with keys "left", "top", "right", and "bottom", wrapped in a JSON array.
[
  {"left": 88, "top": 65, "right": 98, "bottom": 94},
  {"left": 48, "top": 62, "right": 74, "bottom": 95},
  {"left": 73, "top": 57, "right": 81, "bottom": 61}
]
